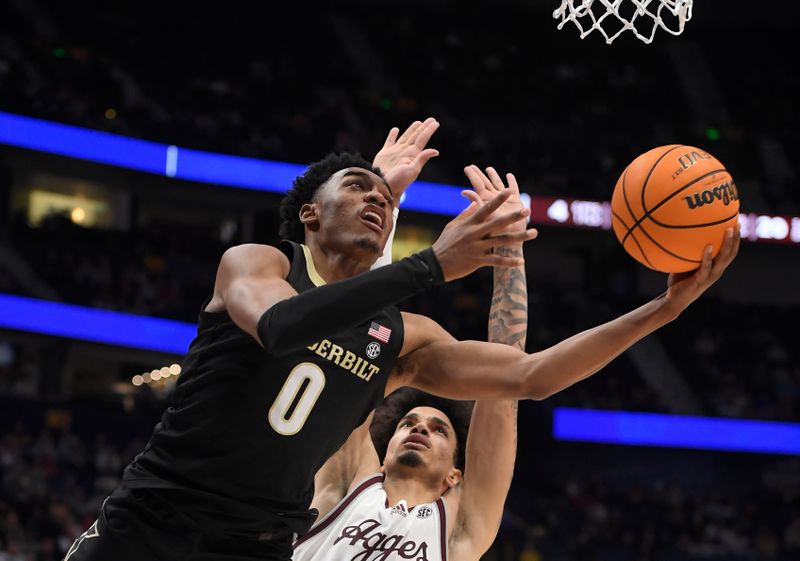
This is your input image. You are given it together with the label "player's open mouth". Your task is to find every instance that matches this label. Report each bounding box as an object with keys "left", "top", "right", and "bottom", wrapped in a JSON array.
[
  {"left": 360, "top": 206, "right": 385, "bottom": 234},
  {"left": 402, "top": 434, "right": 430, "bottom": 449}
]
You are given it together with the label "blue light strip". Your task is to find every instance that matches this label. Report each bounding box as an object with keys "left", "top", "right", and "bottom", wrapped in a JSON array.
[
  {"left": 174, "top": 147, "right": 307, "bottom": 191},
  {"left": 553, "top": 407, "right": 800, "bottom": 456},
  {"left": 0, "top": 294, "right": 195, "bottom": 355},
  {"left": 0, "top": 111, "right": 470, "bottom": 215},
  {"left": 0, "top": 111, "right": 167, "bottom": 174}
]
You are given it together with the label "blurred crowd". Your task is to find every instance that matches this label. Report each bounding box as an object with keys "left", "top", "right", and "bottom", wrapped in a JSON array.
[
  {"left": 0, "top": 399, "right": 798, "bottom": 561},
  {"left": 491, "top": 465, "right": 800, "bottom": 561},
  {"left": 0, "top": 405, "right": 147, "bottom": 561},
  {"left": 7, "top": 212, "right": 226, "bottom": 322},
  {"left": 1, "top": 4, "right": 797, "bottom": 210},
  {"left": 663, "top": 301, "right": 799, "bottom": 422},
  {"left": 0, "top": 390, "right": 800, "bottom": 561},
  {"left": 1, "top": 2, "right": 799, "bottom": 559}
]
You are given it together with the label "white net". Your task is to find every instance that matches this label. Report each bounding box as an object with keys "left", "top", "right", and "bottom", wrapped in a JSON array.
[{"left": 553, "top": 0, "right": 693, "bottom": 44}]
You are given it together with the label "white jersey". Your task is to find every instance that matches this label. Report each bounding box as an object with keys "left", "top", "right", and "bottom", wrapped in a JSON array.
[{"left": 293, "top": 474, "right": 448, "bottom": 561}]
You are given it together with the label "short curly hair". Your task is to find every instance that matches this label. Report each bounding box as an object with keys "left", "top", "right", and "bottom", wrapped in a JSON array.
[
  {"left": 278, "top": 152, "right": 384, "bottom": 243},
  {"left": 370, "top": 388, "right": 474, "bottom": 471}
]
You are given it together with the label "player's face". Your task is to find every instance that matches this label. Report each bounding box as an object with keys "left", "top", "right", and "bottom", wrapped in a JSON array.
[
  {"left": 312, "top": 167, "right": 395, "bottom": 256},
  {"left": 384, "top": 406, "right": 458, "bottom": 479}
]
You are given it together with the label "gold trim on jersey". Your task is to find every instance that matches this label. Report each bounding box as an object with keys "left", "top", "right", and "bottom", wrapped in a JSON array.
[{"left": 301, "top": 244, "right": 327, "bottom": 287}]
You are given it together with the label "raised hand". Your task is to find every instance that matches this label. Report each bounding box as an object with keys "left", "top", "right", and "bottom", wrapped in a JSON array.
[
  {"left": 431, "top": 190, "right": 538, "bottom": 282},
  {"left": 663, "top": 224, "right": 740, "bottom": 315},
  {"left": 372, "top": 117, "right": 440, "bottom": 198},
  {"left": 463, "top": 165, "right": 530, "bottom": 235}
]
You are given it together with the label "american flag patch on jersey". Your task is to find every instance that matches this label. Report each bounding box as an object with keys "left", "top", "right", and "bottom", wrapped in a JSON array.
[{"left": 367, "top": 321, "right": 391, "bottom": 343}]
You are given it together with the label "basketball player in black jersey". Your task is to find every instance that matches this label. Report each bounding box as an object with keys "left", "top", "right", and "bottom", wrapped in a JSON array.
[{"left": 65, "top": 117, "right": 740, "bottom": 560}]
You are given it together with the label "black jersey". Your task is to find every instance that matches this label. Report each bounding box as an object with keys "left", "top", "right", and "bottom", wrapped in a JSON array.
[{"left": 122, "top": 241, "right": 404, "bottom": 539}]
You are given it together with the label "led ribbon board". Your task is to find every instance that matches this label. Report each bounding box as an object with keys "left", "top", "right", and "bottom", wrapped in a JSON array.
[
  {"left": 2, "top": 110, "right": 798, "bottom": 239},
  {"left": 0, "top": 111, "right": 471, "bottom": 216},
  {"left": 554, "top": 407, "right": 800, "bottom": 456},
  {"left": 0, "top": 293, "right": 195, "bottom": 355}
]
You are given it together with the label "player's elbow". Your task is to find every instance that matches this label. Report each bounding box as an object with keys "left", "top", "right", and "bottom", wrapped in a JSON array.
[
  {"left": 258, "top": 330, "right": 280, "bottom": 354},
  {"left": 525, "top": 383, "right": 551, "bottom": 401},
  {"left": 259, "top": 331, "right": 295, "bottom": 357},
  {"left": 468, "top": 517, "right": 505, "bottom": 559},
  {"left": 521, "top": 357, "right": 554, "bottom": 401},
  {"left": 257, "top": 311, "right": 291, "bottom": 355}
]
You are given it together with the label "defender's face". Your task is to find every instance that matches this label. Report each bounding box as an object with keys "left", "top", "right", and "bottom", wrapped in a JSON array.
[
  {"left": 384, "top": 406, "right": 458, "bottom": 476},
  {"left": 312, "top": 167, "right": 395, "bottom": 255}
]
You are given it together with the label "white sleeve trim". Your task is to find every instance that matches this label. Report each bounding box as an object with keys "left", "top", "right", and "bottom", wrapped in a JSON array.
[{"left": 371, "top": 206, "right": 400, "bottom": 269}]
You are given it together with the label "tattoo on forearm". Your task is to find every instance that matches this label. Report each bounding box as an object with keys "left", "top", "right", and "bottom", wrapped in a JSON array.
[{"left": 489, "top": 247, "right": 527, "bottom": 352}]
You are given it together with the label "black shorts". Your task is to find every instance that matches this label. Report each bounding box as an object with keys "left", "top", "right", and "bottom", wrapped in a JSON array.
[{"left": 64, "top": 486, "right": 302, "bottom": 561}]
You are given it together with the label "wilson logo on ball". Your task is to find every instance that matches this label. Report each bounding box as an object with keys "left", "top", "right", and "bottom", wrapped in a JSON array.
[{"left": 683, "top": 181, "right": 739, "bottom": 210}]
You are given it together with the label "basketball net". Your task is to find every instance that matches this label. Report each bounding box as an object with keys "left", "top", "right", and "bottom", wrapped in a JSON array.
[{"left": 553, "top": 0, "right": 693, "bottom": 44}]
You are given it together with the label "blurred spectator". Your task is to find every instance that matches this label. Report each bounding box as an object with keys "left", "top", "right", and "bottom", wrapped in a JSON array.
[{"left": 2, "top": 4, "right": 796, "bottom": 210}]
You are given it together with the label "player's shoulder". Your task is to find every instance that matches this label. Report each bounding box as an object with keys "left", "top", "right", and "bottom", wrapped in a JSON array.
[
  {"left": 400, "top": 312, "right": 455, "bottom": 343},
  {"left": 398, "top": 312, "right": 456, "bottom": 362},
  {"left": 400, "top": 311, "right": 438, "bottom": 330},
  {"left": 219, "top": 242, "right": 292, "bottom": 277}
]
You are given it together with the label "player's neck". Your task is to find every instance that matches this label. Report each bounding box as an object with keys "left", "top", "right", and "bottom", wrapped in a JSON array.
[
  {"left": 304, "top": 239, "right": 374, "bottom": 282},
  {"left": 382, "top": 472, "right": 447, "bottom": 509}
]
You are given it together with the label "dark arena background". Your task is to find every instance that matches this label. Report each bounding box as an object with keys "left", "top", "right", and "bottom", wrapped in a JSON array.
[{"left": 1, "top": 1, "right": 799, "bottom": 560}]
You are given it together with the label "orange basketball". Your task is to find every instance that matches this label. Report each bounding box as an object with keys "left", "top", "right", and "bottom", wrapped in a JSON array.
[{"left": 610, "top": 145, "right": 740, "bottom": 273}]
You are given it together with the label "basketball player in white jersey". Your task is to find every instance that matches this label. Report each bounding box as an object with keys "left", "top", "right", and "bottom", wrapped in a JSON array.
[{"left": 293, "top": 165, "right": 529, "bottom": 561}]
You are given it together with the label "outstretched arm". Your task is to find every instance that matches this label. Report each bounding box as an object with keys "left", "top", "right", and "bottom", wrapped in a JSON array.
[
  {"left": 214, "top": 190, "right": 531, "bottom": 355},
  {"left": 451, "top": 167, "right": 528, "bottom": 558},
  {"left": 392, "top": 226, "right": 740, "bottom": 401}
]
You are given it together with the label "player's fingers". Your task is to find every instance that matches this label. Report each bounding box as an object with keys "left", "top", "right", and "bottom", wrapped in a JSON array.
[
  {"left": 479, "top": 207, "right": 531, "bottom": 234},
  {"left": 406, "top": 117, "right": 439, "bottom": 140},
  {"left": 486, "top": 167, "right": 506, "bottom": 193},
  {"left": 397, "top": 121, "right": 422, "bottom": 144},
  {"left": 470, "top": 190, "right": 514, "bottom": 222},
  {"left": 414, "top": 119, "right": 440, "bottom": 149},
  {"left": 470, "top": 165, "right": 495, "bottom": 192},
  {"left": 412, "top": 148, "right": 439, "bottom": 170},
  {"left": 382, "top": 127, "right": 400, "bottom": 148},
  {"left": 458, "top": 198, "right": 480, "bottom": 219},
  {"left": 711, "top": 227, "right": 738, "bottom": 277},
  {"left": 480, "top": 228, "right": 539, "bottom": 248},
  {"left": 695, "top": 245, "right": 713, "bottom": 284},
  {"left": 506, "top": 172, "right": 520, "bottom": 195},
  {"left": 461, "top": 190, "right": 483, "bottom": 207},
  {"left": 464, "top": 165, "right": 489, "bottom": 195},
  {"left": 731, "top": 223, "right": 741, "bottom": 258},
  {"left": 465, "top": 165, "right": 496, "bottom": 198}
]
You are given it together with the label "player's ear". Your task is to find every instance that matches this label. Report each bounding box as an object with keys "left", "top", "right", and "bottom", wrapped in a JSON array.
[
  {"left": 445, "top": 467, "right": 462, "bottom": 489},
  {"left": 299, "top": 203, "right": 320, "bottom": 231}
]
